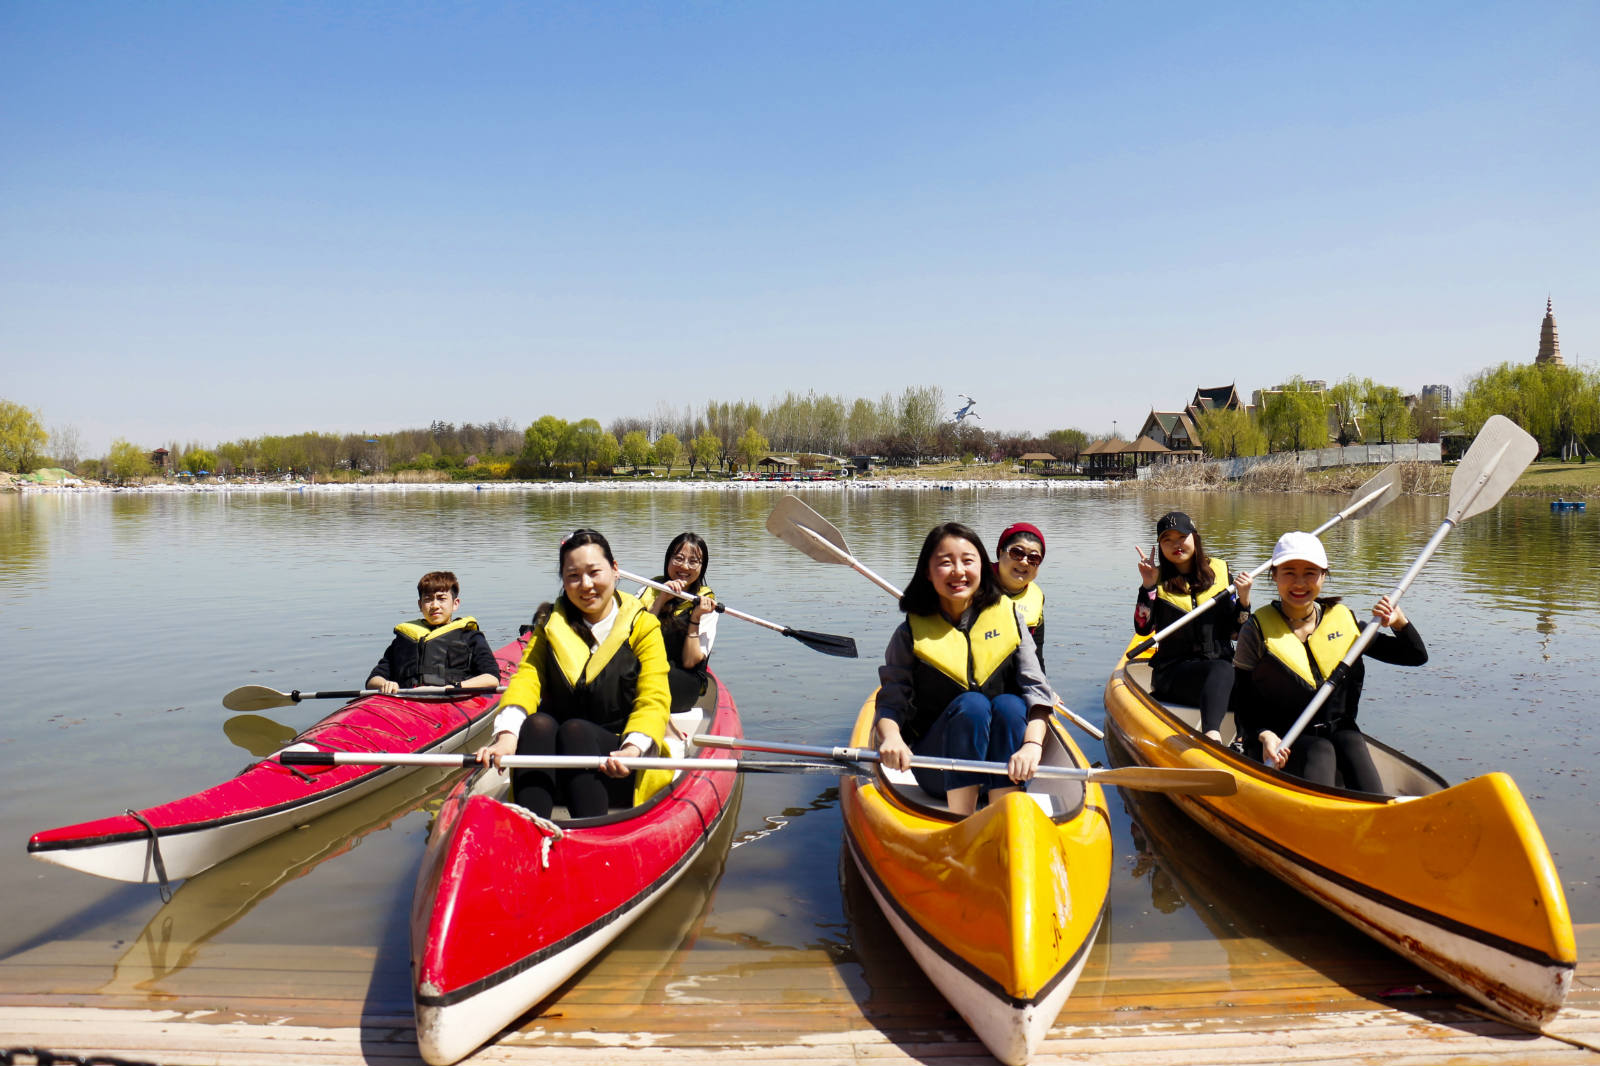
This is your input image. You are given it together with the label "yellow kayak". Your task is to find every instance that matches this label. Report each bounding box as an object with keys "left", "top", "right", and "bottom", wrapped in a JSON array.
[
  {"left": 839, "top": 691, "right": 1112, "bottom": 1065},
  {"left": 1104, "top": 646, "right": 1575, "bottom": 1026}
]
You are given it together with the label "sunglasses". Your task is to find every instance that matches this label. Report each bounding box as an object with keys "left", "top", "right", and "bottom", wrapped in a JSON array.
[{"left": 1005, "top": 545, "right": 1043, "bottom": 567}]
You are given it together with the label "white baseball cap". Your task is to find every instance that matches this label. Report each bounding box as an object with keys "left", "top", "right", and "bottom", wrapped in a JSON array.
[{"left": 1269, "top": 530, "right": 1328, "bottom": 570}]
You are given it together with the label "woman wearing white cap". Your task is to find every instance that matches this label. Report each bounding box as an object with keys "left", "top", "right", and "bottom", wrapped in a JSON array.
[
  {"left": 1230, "top": 531, "right": 1427, "bottom": 791},
  {"left": 1134, "top": 511, "right": 1253, "bottom": 741}
]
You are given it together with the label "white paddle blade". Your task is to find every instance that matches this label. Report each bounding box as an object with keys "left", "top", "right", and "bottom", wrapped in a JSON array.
[
  {"left": 1343, "top": 463, "right": 1402, "bottom": 522},
  {"left": 766, "top": 494, "right": 854, "bottom": 565},
  {"left": 1450, "top": 415, "right": 1539, "bottom": 523}
]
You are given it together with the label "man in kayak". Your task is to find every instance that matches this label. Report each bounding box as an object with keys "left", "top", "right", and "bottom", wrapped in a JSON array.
[{"left": 366, "top": 571, "right": 501, "bottom": 696}]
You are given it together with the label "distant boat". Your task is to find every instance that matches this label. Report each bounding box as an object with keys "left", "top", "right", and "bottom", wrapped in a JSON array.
[{"left": 1551, "top": 499, "right": 1586, "bottom": 512}]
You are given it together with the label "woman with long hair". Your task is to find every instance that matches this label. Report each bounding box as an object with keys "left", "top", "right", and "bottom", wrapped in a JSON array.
[{"left": 874, "top": 522, "right": 1054, "bottom": 816}]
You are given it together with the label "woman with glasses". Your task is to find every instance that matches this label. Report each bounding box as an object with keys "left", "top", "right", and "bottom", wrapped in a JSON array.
[
  {"left": 993, "top": 523, "right": 1048, "bottom": 669},
  {"left": 1133, "top": 511, "right": 1252, "bottom": 742},
  {"left": 639, "top": 532, "right": 718, "bottom": 713}
]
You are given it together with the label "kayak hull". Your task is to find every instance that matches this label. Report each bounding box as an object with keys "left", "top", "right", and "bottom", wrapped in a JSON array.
[
  {"left": 840, "top": 692, "right": 1110, "bottom": 1065},
  {"left": 26, "top": 636, "right": 524, "bottom": 884},
  {"left": 1104, "top": 652, "right": 1574, "bottom": 1026},
  {"left": 411, "top": 672, "right": 742, "bottom": 1066}
]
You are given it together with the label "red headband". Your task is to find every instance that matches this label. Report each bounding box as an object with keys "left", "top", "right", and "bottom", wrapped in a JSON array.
[{"left": 997, "top": 522, "right": 1045, "bottom": 557}]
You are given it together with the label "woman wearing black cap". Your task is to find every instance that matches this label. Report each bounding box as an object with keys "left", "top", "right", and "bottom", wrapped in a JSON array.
[{"left": 1133, "top": 511, "right": 1252, "bottom": 741}]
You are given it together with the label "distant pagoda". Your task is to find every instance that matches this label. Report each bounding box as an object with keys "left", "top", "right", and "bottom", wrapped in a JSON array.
[{"left": 1536, "top": 298, "right": 1564, "bottom": 366}]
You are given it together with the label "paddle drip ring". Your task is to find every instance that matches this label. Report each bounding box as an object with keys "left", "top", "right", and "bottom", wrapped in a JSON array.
[{"left": 506, "top": 803, "right": 564, "bottom": 867}]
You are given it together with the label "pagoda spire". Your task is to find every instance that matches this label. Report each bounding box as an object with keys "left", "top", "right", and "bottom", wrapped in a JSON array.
[{"left": 1536, "top": 298, "right": 1564, "bottom": 366}]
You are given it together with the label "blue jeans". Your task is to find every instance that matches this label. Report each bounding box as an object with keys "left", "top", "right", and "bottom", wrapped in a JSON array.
[{"left": 911, "top": 691, "right": 1028, "bottom": 796}]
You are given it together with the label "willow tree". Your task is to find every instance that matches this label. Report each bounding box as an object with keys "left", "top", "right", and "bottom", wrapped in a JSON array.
[
  {"left": 1462, "top": 362, "right": 1600, "bottom": 455},
  {"left": 1259, "top": 378, "right": 1329, "bottom": 453},
  {"left": 1194, "top": 406, "right": 1265, "bottom": 458},
  {"left": 654, "top": 432, "right": 680, "bottom": 476},
  {"left": 0, "top": 399, "right": 48, "bottom": 473},
  {"left": 1362, "top": 382, "right": 1411, "bottom": 443}
]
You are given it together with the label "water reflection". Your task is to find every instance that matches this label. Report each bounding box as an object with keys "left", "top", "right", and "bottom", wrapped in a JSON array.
[
  {"left": 100, "top": 766, "right": 464, "bottom": 997},
  {"left": 2, "top": 487, "right": 1595, "bottom": 995}
]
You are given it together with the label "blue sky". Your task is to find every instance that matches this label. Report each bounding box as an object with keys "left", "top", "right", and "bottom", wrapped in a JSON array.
[{"left": 3, "top": 1, "right": 1596, "bottom": 453}]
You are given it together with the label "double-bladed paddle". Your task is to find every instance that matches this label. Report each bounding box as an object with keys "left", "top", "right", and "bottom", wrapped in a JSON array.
[
  {"left": 692, "top": 734, "right": 1237, "bottom": 795},
  {"left": 618, "top": 568, "right": 857, "bottom": 659},
  {"left": 764, "top": 494, "right": 1107, "bottom": 740},
  {"left": 221, "top": 683, "right": 504, "bottom": 713},
  {"left": 1278, "top": 416, "right": 1538, "bottom": 753},
  {"left": 1127, "top": 462, "right": 1403, "bottom": 658},
  {"left": 278, "top": 743, "right": 1235, "bottom": 794}
]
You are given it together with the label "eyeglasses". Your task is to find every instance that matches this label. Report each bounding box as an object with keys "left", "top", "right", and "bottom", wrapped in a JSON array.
[
  {"left": 1005, "top": 545, "right": 1043, "bottom": 567},
  {"left": 669, "top": 554, "right": 702, "bottom": 569}
]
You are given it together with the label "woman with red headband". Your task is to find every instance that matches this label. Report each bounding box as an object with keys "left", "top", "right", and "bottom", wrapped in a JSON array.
[{"left": 994, "top": 522, "right": 1047, "bottom": 669}]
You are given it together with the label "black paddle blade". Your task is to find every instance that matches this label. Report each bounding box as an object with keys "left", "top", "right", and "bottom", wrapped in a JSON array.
[{"left": 783, "top": 627, "right": 859, "bottom": 658}]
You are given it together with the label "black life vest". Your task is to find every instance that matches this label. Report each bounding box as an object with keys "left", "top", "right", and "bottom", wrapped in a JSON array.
[
  {"left": 389, "top": 616, "right": 482, "bottom": 687},
  {"left": 1247, "top": 601, "right": 1365, "bottom": 734},
  {"left": 1150, "top": 558, "right": 1235, "bottom": 668}
]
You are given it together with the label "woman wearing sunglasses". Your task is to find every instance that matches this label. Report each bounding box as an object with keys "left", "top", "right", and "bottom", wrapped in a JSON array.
[
  {"left": 1133, "top": 511, "right": 1252, "bottom": 742},
  {"left": 994, "top": 523, "right": 1047, "bottom": 669}
]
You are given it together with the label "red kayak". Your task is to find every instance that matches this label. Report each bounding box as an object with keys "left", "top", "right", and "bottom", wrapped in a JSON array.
[
  {"left": 27, "top": 635, "right": 526, "bottom": 886},
  {"left": 411, "top": 670, "right": 743, "bottom": 1065}
]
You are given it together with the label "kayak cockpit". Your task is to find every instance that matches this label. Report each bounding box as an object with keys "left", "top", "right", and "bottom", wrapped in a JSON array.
[
  {"left": 460, "top": 677, "right": 720, "bottom": 826},
  {"left": 1122, "top": 659, "right": 1446, "bottom": 799},
  {"left": 874, "top": 718, "right": 1088, "bottom": 822}
]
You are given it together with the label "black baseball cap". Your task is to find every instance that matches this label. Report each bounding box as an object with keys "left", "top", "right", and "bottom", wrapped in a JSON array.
[{"left": 1155, "top": 511, "right": 1196, "bottom": 537}]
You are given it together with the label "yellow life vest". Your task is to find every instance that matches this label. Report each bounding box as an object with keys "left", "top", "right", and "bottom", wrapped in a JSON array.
[
  {"left": 1154, "top": 558, "right": 1231, "bottom": 614},
  {"left": 639, "top": 584, "right": 714, "bottom": 616},
  {"left": 1256, "top": 602, "right": 1359, "bottom": 690},
  {"left": 908, "top": 598, "right": 1021, "bottom": 690},
  {"left": 1006, "top": 581, "right": 1045, "bottom": 630},
  {"left": 393, "top": 615, "right": 479, "bottom": 643},
  {"left": 504, "top": 591, "right": 672, "bottom": 806}
]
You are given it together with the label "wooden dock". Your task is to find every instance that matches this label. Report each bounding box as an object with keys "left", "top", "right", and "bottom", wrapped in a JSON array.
[{"left": 3, "top": 925, "right": 1596, "bottom": 1065}]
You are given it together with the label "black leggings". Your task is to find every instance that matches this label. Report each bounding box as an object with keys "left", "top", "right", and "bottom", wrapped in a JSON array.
[
  {"left": 1152, "top": 658, "right": 1234, "bottom": 735},
  {"left": 1289, "top": 727, "right": 1384, "bottom": 793},
  {"left": 666, "top": 664, "right": 705, "bottom": 714},
  {"left": 510, "top": 714, "right": 635, "bottom": 819}
]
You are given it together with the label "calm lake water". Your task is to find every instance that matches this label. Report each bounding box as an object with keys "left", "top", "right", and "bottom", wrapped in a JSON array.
[{"left": 1, "top": 484, "right": 1594, "bottom": 1009}]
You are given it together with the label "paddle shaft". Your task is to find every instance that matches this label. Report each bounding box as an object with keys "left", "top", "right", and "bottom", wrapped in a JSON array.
[
  {"left": 693, "top": 734, "right": 1233, "bottom": 792},
  {"left": 1278, "top": 430, "right": 1529, "bottom": 751},
  {"left": 619, "top": 569, "right": 777, "bottom": 633},
  {"left": 617, "top": 568, "right": 856, "bottom": 658},
  {"left": 769, "top": 499, "right": 1105, "bottom": 740},
  {"left": 222, "top": 683, "right": 505, "bottom": 711},
  {"left": 281, "top": 750, "right": 744, "bottom": 772},
  {"left": 1129, "top": 467, "right": 1400, "bottom": 658}
]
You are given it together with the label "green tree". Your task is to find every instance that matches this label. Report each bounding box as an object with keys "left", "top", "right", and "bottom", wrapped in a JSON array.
[
  {"left": 1461, "top": 362, "right": 1600, "bottom": 455},
  {"left": 565, "top": 419, "right": 606, "bottom": 477},
  {"left": 898, "top": 385, "right": 944, "bottom": 464},
  {"left": 519, "top": 415, "right": 569, "bottom": 475},
  {"left": 620, "top": 430, "right": 653, "bottom": 473},
  {"left": 653, "top": 432, "right": 680, "bottom": 476},
  {"left": 1361, "top": 382, "right": 1411, "bottom": 443},
  {"left": 1259, "top": 378, "right": 1329, "bottom": 453},
  {"left": 182, "top": 449, "right": 217, "bottom": 475},
  {"left": 0, "top": 399, "right": 49, "bottom": 473},
  {"left": 1043, "top": 428, "right": 1088, "bottom": 462},
  {"left": 593, "top": 429, "right": 621, "bottom": 474},
  {"left": 691, "top": 431, "right": 721, "bottom": 475},
  {"left": 845, "top": 397, "right": 879, "bottom": 452},
  {"left": 736, "top": 427, "right": 769, "bottom": 472},
  {"left": 105, "top": 439, "right": 153, "bottom": 483},
  {"left": 1194, "top": 406, "right": 1265, "bottom": 459}
]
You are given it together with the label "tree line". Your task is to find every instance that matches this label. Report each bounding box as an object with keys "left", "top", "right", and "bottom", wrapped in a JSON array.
[{"left": 4, "top": 363, "right": 1598, "bottom": 481}]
